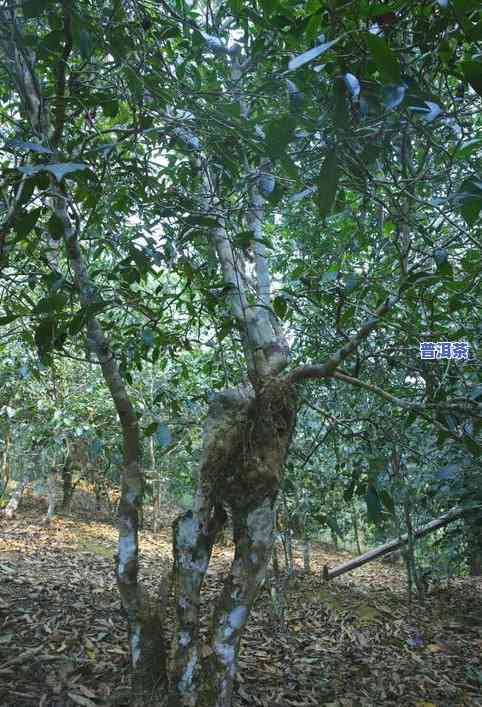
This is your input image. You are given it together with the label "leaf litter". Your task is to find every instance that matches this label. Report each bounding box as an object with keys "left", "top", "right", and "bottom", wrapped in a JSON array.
[{"left": 0, "top": 493, "right": 481, "bottom": 706}]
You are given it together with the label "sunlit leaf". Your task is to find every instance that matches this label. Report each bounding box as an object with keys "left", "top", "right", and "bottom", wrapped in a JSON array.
[{"left": 288, "top": 37, "right": 342, "bottom": 71}]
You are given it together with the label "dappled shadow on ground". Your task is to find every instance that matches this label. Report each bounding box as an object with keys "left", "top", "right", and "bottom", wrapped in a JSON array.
[{"left": 1, "top": 497, "right": 481, "bottom": 706}]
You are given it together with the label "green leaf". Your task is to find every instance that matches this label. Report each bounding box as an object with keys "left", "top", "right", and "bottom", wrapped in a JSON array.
[
  {"left": 35, "top": 294, "right": 67, "bottom": 314},
  {"left": 14, "top": 208, "right": 41, "bottom": 238},
  {"left": 0, "top": 315, "right": 20, "bottom": 326},
  {"left": 455, "top": 138, "right": 482, "bottom": 159},
  {"left": 48, "top": 213, "right": 65, "bottom": 240},
  {"left": 79, "top": 28, "right": 94, "bottom": 61},
  {"left": 456, "top": 178, "right": 482, "bottom": 226},
  {"left": 144, "top": 422, "right": 158, "bottom": 436},
  {"left": 366, "top": 485, "right": 382, "bottom": 523},
  {"left": 463, "top": 435, "right": 481, "bottom": 457},
  {"left": 379, "top": 490, "right": 395, "bottom": 516},
  {"left": 265, "top": 115, "right": 297, "bottom": 159},
  {"left": 101, "top": 98, "right": 119, "bottom": 118},
  {"left": 273, "top": 296, "right": 288, "bottom": 319},
  {"left": 317, "top": 148, "right": 339, "bottom": 217},
  {"left": 260, "top": 0, "right": 278, "bottom": 16},
  {"left": 366, "top": 34, "right": 402, "bottom": 83},
  {"left": 23, "top": 0, "right": 49, "bottom": 17},
  {"left": 462, "top": 60, "right": 482, "bottom": 97}
]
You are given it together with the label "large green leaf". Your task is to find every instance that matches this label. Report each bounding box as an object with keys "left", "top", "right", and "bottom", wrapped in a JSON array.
[
  {"left": 14, "top": 208, "right": 41, "bottom": 238},
  {"left": 265, "top": 115, "right": 297, "bottom": 159},
  {"left": 317, "top": 148, "right": 339, "bottom": 217},
  {"left": 462, "top": 60, "right": 482, "bottom": 97},
  {"left": 366, "top": 34, "right": 402, "bottom": 82},
  {"left": 23, "top": 0, "right": 49, "bottom": 17},
  {"left": 366, "top": 485, "right": 382, "bottom": 523},
  {"left": 456, "top": 178, "right": 482, "bottom": 226}
]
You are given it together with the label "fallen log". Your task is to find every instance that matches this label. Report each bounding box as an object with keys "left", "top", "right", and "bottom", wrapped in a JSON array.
[{"left": 323, "top": 506, "right": 465, "bottom": 581}]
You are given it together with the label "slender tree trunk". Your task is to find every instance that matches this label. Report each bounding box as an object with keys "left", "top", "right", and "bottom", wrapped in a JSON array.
[
  {"left": 302, "top": 534, "right": 311, "bottom": 575},
  {"left": 54, "top": 195, "right": 167, "bottom": 700},
  {"left": 323, "top": 506, "right": 465, "bottom": 580},
  {"left": 1, "top": 431, "right": 11, "bottom": 495},
  {"left": 3, "top": 468, "right": 31, "bottom": 519},
  {"left": 351, "top": 501, "right": 362, "bottom": 555},
  {"left": 272, "top": 538, "right": 280, "bottom": 576},
  {"left": 45, "top": 468, "right": 58, "bottom": 524},
  {"left": 150, "top": 436, "right": 162, "bottom": 534},
  {"left": 61, "top": 456, "right": 74, "bottom": 512},
  {"left": 280, "top": 530, "right": 294, "bottom": 575}
]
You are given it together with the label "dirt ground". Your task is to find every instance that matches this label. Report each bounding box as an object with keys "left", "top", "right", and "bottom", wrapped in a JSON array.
[{"left": 1, "top": 493, "right": 481, "bottom": 707}]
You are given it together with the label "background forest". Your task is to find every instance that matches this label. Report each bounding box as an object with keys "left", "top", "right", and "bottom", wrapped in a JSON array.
[{"left": 0, "top": 0, "right": 481, "bottom": 706}]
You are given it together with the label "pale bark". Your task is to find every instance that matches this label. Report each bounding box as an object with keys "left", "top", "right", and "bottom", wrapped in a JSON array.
[
  {"left": 351, "top": 501, "right": 362, "bottom": 555},
  {"left": 150, "top": 437, "right": 162, "bottom": 534},
  {"left": 0, "top": 8, "right": 164, "bottom": 693},
  {"left": 302, "top": 536, "right": 311, "bottom": 575},
  {"left": 323, "top": 506, "right": 465, "bottom": 580},
  {"left": 287, "top": 297, "right": 396, "bottom": 384},
  {"left": 61, "top": 455, "right": 74, "bottom": 512},
  {"left": 201, "top": 501, "right": 275, "bottom": 707},
  {"left": 56, "top": 196, "right": 165, "bottom": 697},
  {"left": 170, "top": 380, "right": 297, "bottom": 706},
  {"left": 1, "top": 431, "right": 11, "bottom": 495},
  {"left": 3, "top": 469, "right": 32, "bottom": 519},
  {"left": 44, "top": 468, "right": 57, "bottom": 524}
]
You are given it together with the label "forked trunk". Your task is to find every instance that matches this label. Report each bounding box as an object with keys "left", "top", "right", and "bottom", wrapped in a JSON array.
[{"left": 169, "top": 379, "right": 297, "bottom": 707}]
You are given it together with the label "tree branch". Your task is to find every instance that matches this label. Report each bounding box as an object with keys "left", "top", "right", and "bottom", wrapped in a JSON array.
[
  {"left": 52, "top": 1, "right": 73, "bottom": 148},
  {"left": 332, "top": 370, "right": 464, "bottom": 439},
  {"left": 287, "top": 296, "right": 396, "bottom": 384}
]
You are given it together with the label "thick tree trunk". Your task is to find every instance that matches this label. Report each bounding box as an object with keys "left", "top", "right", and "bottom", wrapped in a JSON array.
[
  {"left": 169, "top": 379, "right": 297, "bottom": 707},
  {"left": 323, "top": 506, "right": 465, "bottom": 580},
  {"left": 3, "top": 469, "right": 31, "bottom": 519},
  {"left": 467, "top": 520, "right": 482, "bottom": 577},
  {"left": 200, "top": 500, "right": 276, "bottom": 707}
]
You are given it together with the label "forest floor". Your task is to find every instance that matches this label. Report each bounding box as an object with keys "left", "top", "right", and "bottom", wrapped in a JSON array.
[{"left": 1, "top": 493, "right": 481, "bottom": 707}]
